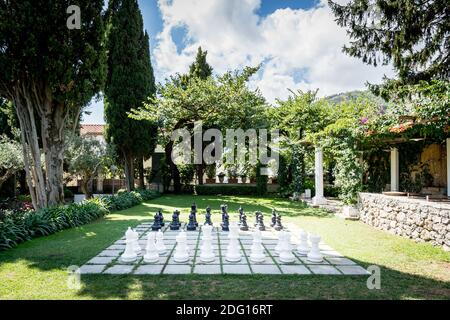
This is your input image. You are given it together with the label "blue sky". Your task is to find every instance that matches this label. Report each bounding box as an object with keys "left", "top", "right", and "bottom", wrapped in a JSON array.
[{"left": 82, "top": 0, "right": 392, "bottom": 124}]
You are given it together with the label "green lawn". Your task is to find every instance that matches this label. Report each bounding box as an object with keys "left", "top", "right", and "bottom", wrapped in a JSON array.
[{"left": 0, "top": 195, "right": 449, "bottom": 300}]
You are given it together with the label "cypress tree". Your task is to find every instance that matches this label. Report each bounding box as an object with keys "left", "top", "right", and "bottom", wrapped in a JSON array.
[{"left": 105, "top": 0, "right": 158, "bottom": 191}]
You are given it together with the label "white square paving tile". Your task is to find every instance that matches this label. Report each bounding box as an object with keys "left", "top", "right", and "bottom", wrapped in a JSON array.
[
  {"left": 336, "top": 266, "right": 370, "bottom": 275},
  {"left": 223, "top": 264, "right": 251, "bottom": 274},
  {"left": 193, "top": 265, "right": 222, "bottom": 274},
  {"left": 87, "top": 256, "right": 116, "bottom": 264},
  {"left": 134, "top": 265, "right": 165, "bottom": 275},
  {"left": 325, "top": 257, "right": 356, "bottom": 265},
  {"left": 308, "top": 265, "right": 341, "bottom": 275},
  {"left": 251, "top": 265, "right": 281, "bottom": 274},
  {"left": 103, "top": 265, "right": 135, "bottom": 274},
  {"left": 164, "top": 265, "right": 192, "bottom": 274},
  {"left": 79, "top": 264, "right": 106, "bottom": 274},
  {"left": 280, "top": 265, "right": 311, "bottom": 275}
]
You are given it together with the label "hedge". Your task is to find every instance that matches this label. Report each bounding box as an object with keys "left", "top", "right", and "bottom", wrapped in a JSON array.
[
  {"left": 196, "top": 184, "right": 257, "bottom": 196},
  {"left": 0, "top": 189, "right": 160, "bottom": 251}
]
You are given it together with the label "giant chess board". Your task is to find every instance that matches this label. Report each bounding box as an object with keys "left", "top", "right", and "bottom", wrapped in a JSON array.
[{"left": 79, "top": 222, "right": 369, "bottom": 276}]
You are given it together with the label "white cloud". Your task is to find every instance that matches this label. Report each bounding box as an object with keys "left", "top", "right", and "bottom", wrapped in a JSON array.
[{"left": 152, "top": 0, "right": 395, "bottom": 102}]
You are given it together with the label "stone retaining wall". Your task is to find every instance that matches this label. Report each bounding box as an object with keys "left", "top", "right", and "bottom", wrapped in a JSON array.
[{"left": 358, "top": 193, "right": 450, "bottom": 251}]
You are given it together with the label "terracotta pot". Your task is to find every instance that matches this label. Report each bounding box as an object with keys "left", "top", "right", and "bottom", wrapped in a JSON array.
[
  {"left": 250, "top": 178, "right": 256, "bottom": 183},
  {"left": 206, "top": 178, "right": 216, "bottom": 184}
]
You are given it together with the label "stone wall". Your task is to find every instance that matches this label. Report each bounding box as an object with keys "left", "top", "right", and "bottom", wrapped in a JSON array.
[{"left": 358, "top": 193, "right": 450, "bottom": 251}]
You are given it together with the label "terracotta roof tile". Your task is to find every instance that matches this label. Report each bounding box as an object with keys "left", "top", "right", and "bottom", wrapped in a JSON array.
[{"left": 80, "top": 124, "right": 105, "bottom": 135}]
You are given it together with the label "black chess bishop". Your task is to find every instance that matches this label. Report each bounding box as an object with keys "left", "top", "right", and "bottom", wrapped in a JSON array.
[
  {"left": 221, "top": 210, "right": 229, "bottom": 232},
  {"left": 204, "top": 206, "right": 213, "bottom": 226},
  {"left": 151, "top": 212, "right": 162, "bottom": 231},
  {"left": 256, "top": 211, "right": 266, "bottom": 231},
  {"left": 187, "top": 212, "right": 197, "bottom": 231},
  {"left": 274, "top": 213, "right": 283, "bottom": 231},
  {"left": 240, "top": 213, "right": 249, "bottom": 231}
]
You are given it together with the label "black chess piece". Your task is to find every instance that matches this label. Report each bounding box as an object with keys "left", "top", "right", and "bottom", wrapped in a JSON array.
[
  {"left": 221, "top": 212, "right": 229, "bottom": 232},
  {"left": 254, "top": 211, "right": 260, "bottom": 227},
  {"left": 159, "top": 209, "right": 165, "bottom": 227},
  {"left": 204, "top": 207, "right": 213, "bottom": 226},
  {"left": 257, "top": 212, "right": 266, "bottom": 231},
  {"left": 191, "top": 203, "right": 198, "bottom": 226},
  {"left": 170, "top": 210, "right": 180, "bottom": 230},
  {"left": 240, "top": 213, "right": 249, "bottom": 231},
  {"left": 271, "top": 209, "right": 277, "bottom": 227},
  {"left": 151, "top": 213, "right": 161, "bottom": 231},
  {"left": 238, "top": 207, "right": 244, "bottom": 226},
  {"left": 187, "top": 212, "right": 197, "bottom": 231},
  {"left": 274, "top": 214, "right": 283, "bottom": 231}
]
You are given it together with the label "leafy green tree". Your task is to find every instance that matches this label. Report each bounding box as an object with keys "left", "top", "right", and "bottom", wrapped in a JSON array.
[
  {"left": 0, "top": 1, "right": 106, "bottom": 209},
  {"left": 131, "top": 66, "right": 268, "bottom": 192},
  {"left": 329, "top": 0, "right": 449, "bottom": 87},
  {"left": 0, "top": 132, "right": 23, "bottom": 190},
  {"left": 66, "top": 135, "right": 115, "bottom": 199},
  {"left": 189, "top": 47, "right": 213, "bottom": 80},
  {"left": 105, "top": 0, "right": 158, "bottom": 191}
]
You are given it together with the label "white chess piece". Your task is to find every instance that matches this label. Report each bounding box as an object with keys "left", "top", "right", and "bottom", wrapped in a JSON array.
[
  {"left": 120, "top": 227, "right": 137, "bottom": 263},
  {"left": 143, "top": 232, "right": 159, "bottom": 263},
  {"left": 296, "top": 229, "right": 310, "bottom": 256},
  {"left": 307, "top": 234, "right": 323, "bottom": 262},
  {"left": 226, "top": 224, "right": 241, "bottom": 262},
  {"left": 275, "top": 230, "right": 286, "bottom": 255},
  {"left": 199, "top": 225, "right": 215, "bottom": 263},
  {"left": 279, "top": 232, "right": 296, "bottom": 263},
  {"left": 249, "top": 229, "right": 265, "bottom": 263},
  {"left": 132, "top": 229, "right": 141, "bottom": 254},
  {"left": 174, "top": 231, "right": 189, "bottom": 263},
  {"left": 155, "top": 229, "right": 167, "bottom": 255}
]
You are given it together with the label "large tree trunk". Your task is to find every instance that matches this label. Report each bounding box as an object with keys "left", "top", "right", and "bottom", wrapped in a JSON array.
[
  {"left": 196, "top": 164, "right": 204, "bottom": 185},
  {"left": 12, "top": 82, "right": 67, "bottom": 209},
  {"left": 138, "top": 157, "right": 145, "bottom": 189},
  {"left": 123, "top": 150, "right": 135, "bottom": 192},
  {"left": 165, "top": 142, "right": 181, "bottom": 193}
]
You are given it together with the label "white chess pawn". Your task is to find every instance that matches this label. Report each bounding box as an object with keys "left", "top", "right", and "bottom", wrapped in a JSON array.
[
  {"left": 226, "top": 224, "right": 241, "bottom": 262},
  {"left": 155, "top": 229, "right": 167, "bottom": 255},
  {"left": 174, "top": 232, "right": 189, "bottom": 263},
  {"left": 250, "top": 229, "right": 265, "bottom": 263},
  {"left": 132, "top": 229, "right": 141, "bottom": 254},
  {"left": 275, "top": 230, "right": 286, "bottom": 255},
  {"left": 296, "top": 229, "right": 310, "bottom": 256},
  {"left": 179, "top": 229, "right": 191, "bottom": 254},
  {"left": 120, "top": 227, "right": 137, "bottom": 263},
  {"left": 279, "top": 232, "right": 296, "bottom": 263},
  {"left": 307, "top": 234, "right": 323, "bottom": 262},
  {"left": 143, "top": 232, "right": 159, "bottom": 263},
  {"left": 199, "top": 225, "right": 215, "bottom": 263}
]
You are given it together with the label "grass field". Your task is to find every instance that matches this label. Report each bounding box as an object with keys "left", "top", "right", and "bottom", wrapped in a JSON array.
[{"left": 0, "top": 195, "right": 449, "bottom": 299}]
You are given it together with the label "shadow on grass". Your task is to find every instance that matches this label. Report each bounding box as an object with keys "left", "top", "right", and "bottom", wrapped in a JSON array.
[{"left": 75, "top": 257, "right": 450, "bottom": 300}]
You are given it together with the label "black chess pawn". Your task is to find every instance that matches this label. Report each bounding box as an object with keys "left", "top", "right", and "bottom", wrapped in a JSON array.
[
  {"left": 240, "top": 213, "right": 249, "bottom": 231},
  {"left": 151, "top": 213, "right": 161, "bottom": 231},
  {"left": 187, "top": 212, "right": 197, "bottom": 231},
  {"left": 204, "top": 207, "right": 213, "bottom": 226},
  {"left": 274, "top": 214, "right": 283, "bottom": 231},
  {"left": 271, "top": 209, "right": 277, "bottom": 227},
  {"left": 158, "top": 209, "right": 165, "bottom": 227},
  {"left": 257, "top": 212, "right": 266, "bottom": 231},
  {"left": 221, "top": 212, "right": 230, "bottom": 232},
  {"left": 170, "top": 210, "right": 180, "bottom": 230}
]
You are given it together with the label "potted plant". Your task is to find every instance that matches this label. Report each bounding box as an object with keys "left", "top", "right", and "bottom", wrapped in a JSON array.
[
  {"left": 205, "top": 164, "right": 216, "bottom": 184},
  {"left": 240, "top": 174, "right": 247, "bottom": 184},
  {"left": 227, "top": 168, "right": 238, "bottom": 184},
  {"left": 218, "top": 172, "right": 225, "bottom": 183}
]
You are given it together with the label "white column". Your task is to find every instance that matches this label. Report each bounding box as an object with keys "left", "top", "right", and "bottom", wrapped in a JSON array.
[
  {"left": 447, "top": 138, "right": 450, "bottom": 197},
  {"left": 313, "top": 147, "right": 326, "bottom": 205},
  {"left": 390, "top": 147, "right": 399, "bottom": 192}
]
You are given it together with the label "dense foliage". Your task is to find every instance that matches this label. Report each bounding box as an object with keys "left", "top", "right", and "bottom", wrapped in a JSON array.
[
  {"left": 0, "top": 189, "right": 160, "bottom": 250},
  {"left": 196, "top": 185, "right": 257, "bottom": 196}
]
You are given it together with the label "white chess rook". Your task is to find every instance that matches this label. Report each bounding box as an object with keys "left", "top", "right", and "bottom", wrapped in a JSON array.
[
  {"left": 174, "top": 231, "right": 190, "bottom": 263},
  {"left": 199, "top": 225, "right": 215, "bottom": 263},
  {"left": 249, "top": 229, "right": 265, "bottom": 263},
  {"left": 296, "top": 229, "right": 310, "bottom": 256},
  {"left": 226, "top": 224, "right": 241, "bottom": 262},
  {"left": 155, "top": 229, "right": 167, "bottom": 255},
  {"left": 143, "top": 232, "right": 159, "bottom": 263},
  {"left": 120, "top": 227, "right": 137, "bottom": 263},
  {"left": 307, "top": 234, "right": 323, "bottom": 263},
  {"left": 279, "top": 232, "right": 296, "bottom": 263}
]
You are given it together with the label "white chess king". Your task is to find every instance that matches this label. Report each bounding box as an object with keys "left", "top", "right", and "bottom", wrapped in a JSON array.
[
  {"left": 120, "top": 227, "right": 137, "bottom": 263},
  {"left": 143, "top": 232, "right": 159, "bottom": 263},
  {"left": 307, "top": 234, "right": 323, "bottom": 263}
]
